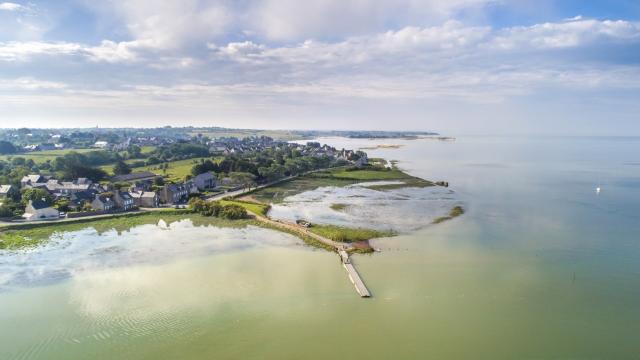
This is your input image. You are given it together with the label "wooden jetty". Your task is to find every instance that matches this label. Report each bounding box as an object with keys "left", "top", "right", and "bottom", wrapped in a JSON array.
[
  {"left": 339, "top": 250, "right": 371, "bottom": 298},
  {"left": 225, "top": 206, "right": 374, "bottom": 299}
]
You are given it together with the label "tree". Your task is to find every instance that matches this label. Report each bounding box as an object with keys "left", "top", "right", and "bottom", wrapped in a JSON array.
[
  {"left": 191, "top": 159, "right": 219, "bottom": 176},
  {"left": 21, "top": 188, "right": 53, "bottom": 206},
  {"left": 229, "top": 172, "right": 256, "bottom": 189},
  {"left": 113, "top": 160, "right": 132, "bottom": 175},
  {"left": 0, "top": 141, "right": 17, "bottom": 155},
  {"left": 61, "top": 164, "right": 107, "bottom": 182},
  {"left": 220, "top": 204, "right": 247, "bottom": 219},
  {"left": 82, "top": 201, "right": 93, "bottom": 212},
  {"left": 127, "top": 145, "right": 142, "bottom": 159},
  {"left": 0, "top": 204, "right": 15, "bottom": 218},
  {"left": 54, "top": 199, "right": 70, "bottom": 212}
]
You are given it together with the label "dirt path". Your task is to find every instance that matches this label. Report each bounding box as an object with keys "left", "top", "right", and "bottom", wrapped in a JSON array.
[{"left": 246, "top": 210, "right": 349, "bottom": 251}]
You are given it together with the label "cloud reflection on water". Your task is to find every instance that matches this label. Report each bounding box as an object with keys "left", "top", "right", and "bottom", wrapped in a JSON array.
[{"left": 0, "top": 220, "right": 299, "bottom": 291}]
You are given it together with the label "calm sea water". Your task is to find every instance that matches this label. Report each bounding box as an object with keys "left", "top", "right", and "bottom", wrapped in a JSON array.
[{"left": 1, "top": 136, "right": 639, "bottom": 359}]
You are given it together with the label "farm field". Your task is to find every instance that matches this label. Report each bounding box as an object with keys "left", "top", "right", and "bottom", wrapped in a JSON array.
[
  {"left": 187, "top": 129, "right": 306, "bottom": 141},
  {"left": 0, "top": 148, "right": 96, "bottom": 164},
  {"left": 116, "top": 157, "right": 212, "bottom": 181}
]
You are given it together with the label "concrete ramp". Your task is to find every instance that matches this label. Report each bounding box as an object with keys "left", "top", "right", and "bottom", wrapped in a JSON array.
[{"left": 339, "top": 251, "right": 371, "bottom": 298}]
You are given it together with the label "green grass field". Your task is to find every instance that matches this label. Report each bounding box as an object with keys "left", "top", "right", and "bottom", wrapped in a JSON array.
[
  {"left": 308, "top": 224, "right": 395, "bottom": 243},
  {"left": 329, "top": 168, "right": 409, "bottom": 180},
  {"left": 102, "top": 157, "right": 213, "bottom": 181},
  {"left": 187, "top": 129, "right": 306, "bottom": 141},
  {"left": 0, "top": 148, "right": 96, "bottom": 164},
  {"left": 219, "top": 200, "right": 270, "bottom": 216},
  {"left": 329, "top": 167, "right": 434, "bottom": 190},
  {"left": 252, "top": 166, "right": 434, "bottom": 203},
  {"left": 140, "top": 146, "right": 155, "bottom": 154}
]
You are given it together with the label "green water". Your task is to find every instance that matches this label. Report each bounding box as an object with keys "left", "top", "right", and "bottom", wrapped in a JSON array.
[{"left": 2, "top": 136, "right": 640, "bottom": 359}]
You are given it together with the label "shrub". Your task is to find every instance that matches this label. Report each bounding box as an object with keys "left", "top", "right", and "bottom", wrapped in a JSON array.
[{"left": 219, "top": 204, "right": 247, "bottom": 220}]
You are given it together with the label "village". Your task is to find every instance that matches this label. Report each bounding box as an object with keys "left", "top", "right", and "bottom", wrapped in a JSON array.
[{"left": 0, "top": 131, "right": 367, "bottom": 222}]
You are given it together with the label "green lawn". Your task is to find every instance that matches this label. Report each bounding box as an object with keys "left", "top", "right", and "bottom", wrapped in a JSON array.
[
  {"left": 328, "top": 167, "right": 435, "bottom": 190},
  {"left": 102, "top": 157, "right": 212, "bottom": 180},
  {"left": 252, "top": 165, "right": 434, "bottom": 203},
  {"left": 219, "top": 200, "right": 270, "bottom": 216},
  {"left": 0, "top": 148, "right": 96, "bottom": 164},
  {"left": 188, "top": 129, "right": 306, "bottom": 141},
  {"left": 329, "top": 168, "right": 410, "bottom": 180},
  {"left": 140, "top": 146, "right": 156, "bottom": 154},
  {"left": 308, "top": 224, "right": 395, "bottom": 243}
]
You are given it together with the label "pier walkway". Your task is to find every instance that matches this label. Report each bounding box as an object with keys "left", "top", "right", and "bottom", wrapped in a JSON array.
[
  {"left": 240, "top": 209, "right": 371, "bottom": 298},
  {"left": 339, "top": 250, "right": 371, "bottom": 297}
]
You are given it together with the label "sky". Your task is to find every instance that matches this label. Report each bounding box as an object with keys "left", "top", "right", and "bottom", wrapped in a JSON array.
[{"left": 0, "top": 0, "right": 639, "bottom": 135}]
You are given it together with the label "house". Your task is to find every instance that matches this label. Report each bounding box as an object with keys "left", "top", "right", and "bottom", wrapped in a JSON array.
[
  {"left": 131, "top": 191, "right": 159, "bottom": 208},
  {"left": 69, "top": 190, "right": 97, "bottom": 210},
  {"left": 192, "top": 172, "right": 216, "bottom": 191},
  {"left": 45, "top": 180, "right": 92, "bottom": 195},
  {"left": 38, "top": 143, "right": 56, "bottom": 151},
  {"left": 75, "top": 178, "right": 92, "bottom": 185},
  {"left": 131, "top": 179, "right": 154, "bottom": 192},
  {"left": 209, "top": 145, "right": 227, "bottom": 154},
  {"left": 185, "top": 180, "right": 199, "bottom": 194},
  {"left": 113, "top": 190, "right": 135, "bottom": 211},
  {"left": 159, "top": 183, "right": 189, "bottom": 204},
  {"left": 91, "top": 194, "right": 116, "bottom": 212},
  {"left": 93, "top": 141, "right": 109, "bottom": 149},
  {"left": 23, "top": 199, "right": 59, "bottom": 221},
  {"left": 112, "top": 171, "right": 158, "bottom": 183},
  {"left": 21, "top": 174, "right": 49, "bottom": 188},
  {"left": 354, "top": 156, "right": 368, "bottom": 168},
  {"left": 0, "top": 185, "right": 18, "bottom": 199}
]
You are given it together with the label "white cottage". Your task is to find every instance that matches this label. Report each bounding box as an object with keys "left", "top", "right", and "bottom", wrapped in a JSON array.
[{"left": 23, "top": 199, "right": 59, "bottom": 221}]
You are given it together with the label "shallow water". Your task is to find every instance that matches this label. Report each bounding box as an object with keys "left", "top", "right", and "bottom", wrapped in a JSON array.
[
  {"left": 1, "top": 136, "right": 640, "bottom": 359},
  {"left": 268, "top": 182, "right": 458, "bottom": 231}
]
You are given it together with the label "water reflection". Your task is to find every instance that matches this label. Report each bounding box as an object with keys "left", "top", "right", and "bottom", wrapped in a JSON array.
[{"left": 0, "top": 220, "right": 300, "bottom": 291}]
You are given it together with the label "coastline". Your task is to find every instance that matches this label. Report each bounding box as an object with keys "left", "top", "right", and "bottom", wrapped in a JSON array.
[{"left": 0, "top": 160, "right": 461, "bottom": 252}]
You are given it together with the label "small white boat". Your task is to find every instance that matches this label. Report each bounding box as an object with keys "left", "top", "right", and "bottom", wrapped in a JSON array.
[{"left": 596, "top": 187, "right": 601, "bottom": 194}]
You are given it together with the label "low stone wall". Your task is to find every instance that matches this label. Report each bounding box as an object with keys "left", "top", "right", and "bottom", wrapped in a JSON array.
[{"left": 66, "top": 210, "right": 112, "bottom": 218}]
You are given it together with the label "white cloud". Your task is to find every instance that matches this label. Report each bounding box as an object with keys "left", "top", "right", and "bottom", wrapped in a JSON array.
[
  {"left": 0, "top": 2, "right": 22, "bottom": 11},
  {"left": 84, "top": 0, "right": 232, "bottom": 50},
  {"left": 85, "top": 39, "right": 154, "bottom": 63},
  {"left": 491, "top": 19, "right": 640, "bottom": 49},
  {"left": 0, "top": 41, "right": 82, "bottom": 61},
  {"left": 212, "top": 41, "right": 266, "bottom": 56},
  {"left": 0, "top": 77, "right": 67, "bottom": 90},
  {"left": 1, "top": 14, "right": 640, "bottom": 131},
  {"left": 247, "top": 0, "right": 495, "bottom": 41}
]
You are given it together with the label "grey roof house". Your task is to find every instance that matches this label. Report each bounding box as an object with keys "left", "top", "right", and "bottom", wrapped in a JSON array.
[
  {"left": 131, "top": 191, "right": 159, "bottom": 208},
  {"left": 159, "top": 183, "right": 189, "bottom": 204},
  {"left": 91, "top": 194, "right": 116, "bottom": 212},
  {"left": 20, "top": 174, "right": 50, "bottom": 188},
  {"left": 0, "top": 185, "right": 18, "bottom": 199},
  {"left": 114, "top": 190, "right": 135, "bottom": 210},
  {"left": 192, "top": 172, "right": 217, "bottom": 191},
  {"left": 23, "top": 199, "right": 59, "bottom": 221}
]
